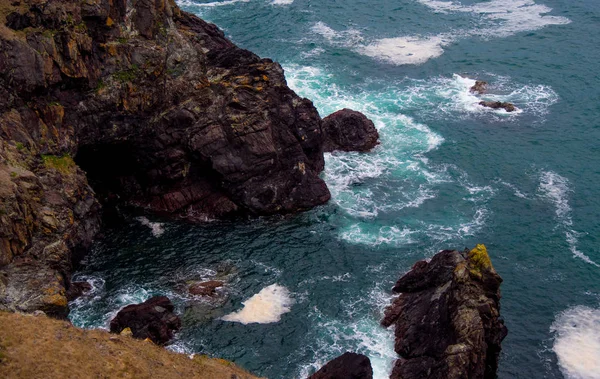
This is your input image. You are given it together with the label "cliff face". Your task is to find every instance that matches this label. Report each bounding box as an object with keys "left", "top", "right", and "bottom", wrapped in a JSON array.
[
  {"left": 382, "top": 245, "right": 508, "bottom": 379},
  {"left": 0, "top": 0, "right": 330, "bottom": 315}
]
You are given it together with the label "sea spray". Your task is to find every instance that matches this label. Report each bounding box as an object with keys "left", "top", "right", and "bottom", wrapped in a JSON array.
[
  {"left": 222, "top": 284, "right": 294, "bottom": 324},
  {"left": 551, "top": 306, "right": 600, "bottom": 379}
]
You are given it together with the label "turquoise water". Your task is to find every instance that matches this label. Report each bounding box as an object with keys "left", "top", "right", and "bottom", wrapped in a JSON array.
[{"left": 70, "top": 1, "right": 600, "bottom": 378}]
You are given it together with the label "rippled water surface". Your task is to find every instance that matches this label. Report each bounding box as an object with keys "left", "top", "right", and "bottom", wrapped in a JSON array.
[{"left": 70, "top": 1, "right": 600, "bottom": 378}]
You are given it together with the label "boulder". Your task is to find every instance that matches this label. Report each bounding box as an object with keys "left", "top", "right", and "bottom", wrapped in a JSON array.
[
  {"left": 308, "top": 352, "right": 373, "bottom": 379},
  {"left": 109, "top": 296, "right": 181, "bottom": 345},
  {"left": 382, "top": 245, "right": 507, "bottom": 379},
  {"left": 322, "top": 109, "right": 380, "bottom": 152},
  {"left": 479, "top": 101, "right": 516, "bottom": 112},
  {"left": 470, "top": 81, "right": 487, "bottom": 94},
  {"left": 189, "top": 280, "right": 224, "bottom": 296},
  {"left": 66, "top": 281, "right": 93, "bottom": 302}
]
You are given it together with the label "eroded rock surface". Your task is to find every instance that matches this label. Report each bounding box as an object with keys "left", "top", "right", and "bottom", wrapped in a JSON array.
[
  {"left": 382, "top": 245, "right": 508, "bottom": 379},
  {"left": 308, "top": 352, "right": 373, "bottom": 379},
  {"left": 0, "top": 0, "right": 331, "bottom": 315},
  {"left": 479, "top": 101, "right": 516, "bottom": 112},
  {"left": 110, "top": 296, "right": 181, "bottom": 345},
  {"left": 322, "top": 109, "right": 379, "bottom": 152},
  {"left": 470, "top": 80, "right": 487, "bottom": 94}
]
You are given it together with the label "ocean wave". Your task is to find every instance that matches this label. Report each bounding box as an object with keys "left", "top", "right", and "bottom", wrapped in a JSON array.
[
  {"left": 551, "top": 305, "right": 600, "bottom": 379},
  {"left": 311, "top": 0, "right": 570, "bottom": 65},
  {"left": 538, "top": 171, "right": 599, "bottom": 267}
]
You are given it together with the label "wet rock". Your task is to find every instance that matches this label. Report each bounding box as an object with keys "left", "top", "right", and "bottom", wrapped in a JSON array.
[
  {"left": 322, "top": 109, "right": 380, "bottom": 152},
  {"left": 66, "top": 281, "right": 93, "bottom": 302},
  {"left": 470, "top": 80, "right": 487, "bottom": 94},
  {"left": 479, "top": 101, "right": 516, "bottom": 112},
  {"left": 189, "top": 280, "right": 224, "bottom": 296},
  {"left": 382, "top": 245, "right": 508, "bottom": 379},
  {"left": 308, "top": 352, "right": 373, "bottom": 379},
  {"left": 109, "top": 296, "right": 181, "bottom": 345}
]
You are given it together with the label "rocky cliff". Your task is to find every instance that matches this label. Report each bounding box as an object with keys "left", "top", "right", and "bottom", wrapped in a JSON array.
[
  {"left": 382, "top": 245, "right": 507, "bottom": 379},
  {"left": 0, "top": 0, "right": 333, "bottom": 316}
]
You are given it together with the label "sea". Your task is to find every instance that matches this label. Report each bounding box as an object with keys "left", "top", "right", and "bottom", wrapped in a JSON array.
[{"left": 69, "top": 1, "right": 600, "bottom": 378}]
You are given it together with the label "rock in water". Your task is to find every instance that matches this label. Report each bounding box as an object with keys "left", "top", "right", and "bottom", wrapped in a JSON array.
[
  {"left": 382, "top": 245, "right": 508, "bottom": 379},
  {"left": 110, "top": 296, "right": 181, "bottom": 345},
  {"left": 0, "top": 0, "right": 332, "bottom": 315},
  {"left": 322, "top": 109, "right": 380, "bottom": 152},
  {"left": 479, "top": 101, "right": 516, "bottom": 112},
  {"left": 470, "top": 80, "right": 488, "bottom": 94},
  {"left": 308, "top": 352, "right": 373, "bottom": 379},
  {"left": 66, "top": 281, "right": 93, "bottom": 302},
  {"left": 189, "top": 280, "right": 224, "bottom": 296}
]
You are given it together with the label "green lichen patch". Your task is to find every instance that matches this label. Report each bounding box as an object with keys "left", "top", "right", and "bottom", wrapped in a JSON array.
[
  {"left": 113, "top": 64, "right": 140, "bottom": 82},
  {"left": 41, "top": 154, "right": 75, "bottom": 174}
]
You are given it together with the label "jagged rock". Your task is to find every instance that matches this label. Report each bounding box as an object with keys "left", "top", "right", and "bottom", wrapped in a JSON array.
[
  {"left": 189, "top": 280, "right": 224, "bottom": 296},
  {"left": 322, "top": 109, "right": 379, "bottom": 152},
  {"left": 66, "top": 281, "right": 92, "bottom": 301},
  {"left": 382, "top": 245, "right": 508, "bottom": 379},
  {"left": 110, "top": 296, "right": 181, "bottom": 345},
  {"left": 0, "top": 0, "right": 331, "bottom": 314},
  {"left": 470, "top": 80, "right": 487, "bottom": 94},
  {"left": 479, "top": 101, "right": 516, "bottom": 112},
  {"left": 308, "top": 352, "right": 373, "bottom": 379}
]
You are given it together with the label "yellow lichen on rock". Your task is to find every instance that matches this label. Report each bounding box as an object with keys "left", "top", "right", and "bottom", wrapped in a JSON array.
[{"left": 468, "top": 244, "right": 495, "bottom": 278}]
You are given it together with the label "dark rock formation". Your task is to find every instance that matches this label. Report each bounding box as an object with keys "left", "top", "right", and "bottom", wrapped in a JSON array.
[
  {"left": 308, "top": 352, "right": 373, "bottom": 379},
  {"left": 110, "top": 296, "right": 181, "bottom": 345},
  {"left": 189, "top": 280, "right": 224, "bottom": 297},
  {"left": 66, "top": 281, "right": 92, "bottom": 301},
  {"left": 470, "top": 80, "right": 487, "bottom": 94},
  {"left": 0, "top": 0, "right": 332, "bottom": 315},
  {"left": 382, "top": 245, "right": 507, "bottom": 379},
  {"left": 322, "top": 109, "right": 379, "bottom": 152},
  {"left": 479, "top": 101, "right": 516, "bottom": 112}
]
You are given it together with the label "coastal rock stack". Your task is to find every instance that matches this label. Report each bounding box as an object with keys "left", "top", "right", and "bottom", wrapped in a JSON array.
[{"left": 382, "top": 245, "right": 507, "bottom": 379}]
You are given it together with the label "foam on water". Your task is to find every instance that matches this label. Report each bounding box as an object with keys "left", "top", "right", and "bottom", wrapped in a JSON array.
[
  {"left": 222, "top": 284, "right": 293, "bottom": 324},
  {"left": 538, "top": 171, "right": 599, "bottom": 267},
  {"left": 271, "top": 0, "right": 293, "bottom": 4},
  {"left": 137, "top": 216, "right": 165, "bottom": 237},
  {"left": 311, "top": 1, "right": 570, "bottom": 65},
  {"left": 551, "top": 306, "right": 600, "bottom": 379}
]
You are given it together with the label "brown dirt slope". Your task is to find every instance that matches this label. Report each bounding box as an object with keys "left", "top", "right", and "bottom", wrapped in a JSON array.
[{"left": 0, "top": 312, "right": 263, "bottom": 379}]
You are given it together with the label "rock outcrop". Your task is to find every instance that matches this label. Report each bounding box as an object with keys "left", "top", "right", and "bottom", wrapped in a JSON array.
[
  {"left": 109, "top": 296, "right": 181, "bottom": 345},
  {"left": 0, "top": 0, "right": 333, "bottom": 315},
  {"left": 382, "top": 245, "right": 507, "bottom": 379},
  {"left": 479, "top": 101, "right": 516, "bottom": 112},
  {"left": 308, "top": 352, "right": 373, "bottom": 379},
  {"left": 470, "top": 81, "right": 487, "bottom": 94},
  {"left": 322, "top": 109, "right": 379, "bottom": 152},
  {"left": 189, "top": 280, "right": 224, "bottom": 297}
]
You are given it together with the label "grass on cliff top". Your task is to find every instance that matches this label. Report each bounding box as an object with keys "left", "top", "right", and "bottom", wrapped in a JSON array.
[
  {"left": 41, "top": 154, "right": 75, "bottom": 173},
  {"left": 0, "top": 312, "right": 263, "bottom": 379}
]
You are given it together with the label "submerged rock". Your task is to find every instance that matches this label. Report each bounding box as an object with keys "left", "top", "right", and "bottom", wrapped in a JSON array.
[
  {"left": 66, "top": 281, "right": 93, "bottom": 302},
  {"left": 308, "top": 352, "right": 373, "bottom": 379},
  {"left": 470, "top": 80, "right": 488, "bottom": 94},
  {"left": 322, "top": 109, "right": 380, "bottom": 152},
  {"left": 110, "top": 296, "right": 181, "bottom": 345},
  {"left": 382, "top": 245, "right": 507, "bottom": 379},
  {"left": 479, "top": 101, "right": 516, "bottom": 112},
  {"left": 189, "top": 280, "right": 224, "bottom": 297}
]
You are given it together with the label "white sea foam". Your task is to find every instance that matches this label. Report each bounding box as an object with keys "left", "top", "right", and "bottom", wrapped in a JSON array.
[
  {"left": 271, "top": 0, "right": 293, "bottom": 4},
  {"left": 222, "top": 284, "right": 293, "bottom": 324},
  {"left": 538, "top": 171, "right": 599, "bottom": 267},
  {"left": 313, "top": 1, "right": 569, "bottom": 65},
  {"left": 362, "top": 35, "right": 450, "bottom": 65},
  {"left": 137, "top": 216, "right": 165, "bottom": 237},
  {"left": 551, "top": 306, "right": 600, "bottom": 379}
]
